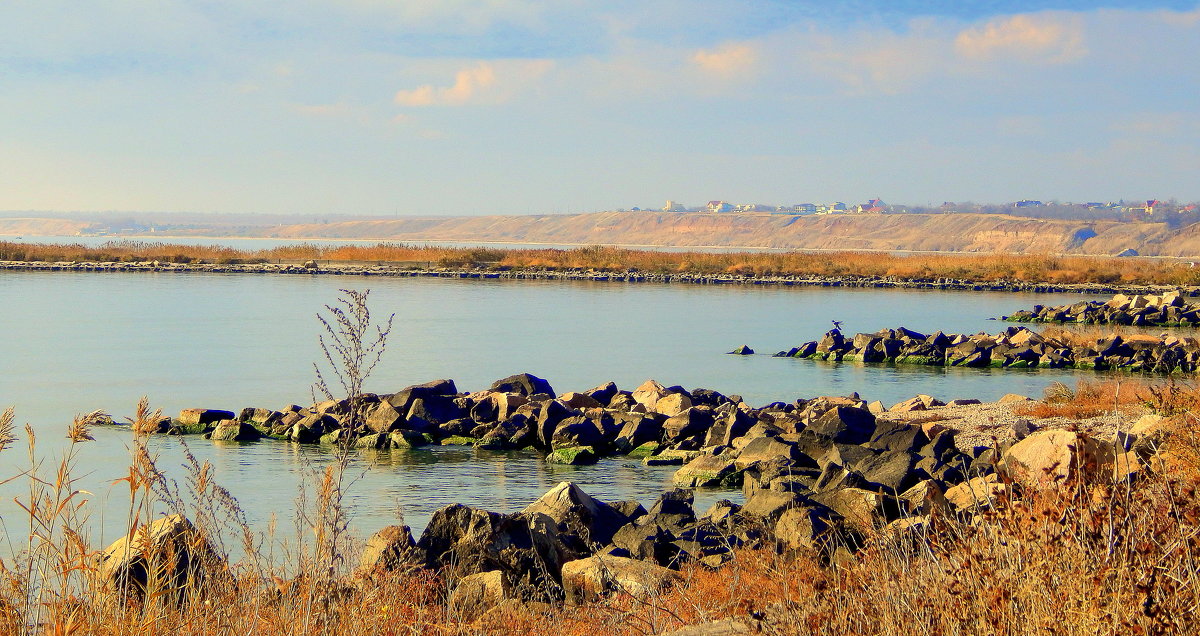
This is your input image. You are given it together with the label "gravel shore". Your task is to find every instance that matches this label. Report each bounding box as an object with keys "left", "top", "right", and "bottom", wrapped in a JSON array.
[{"left": 877, "top": 395, "right": 1137, "bottom": 451}]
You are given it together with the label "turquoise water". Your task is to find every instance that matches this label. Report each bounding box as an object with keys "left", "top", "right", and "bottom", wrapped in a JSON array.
[{"left": 0, "top": 269, "right": 1101, "bottom": 546}]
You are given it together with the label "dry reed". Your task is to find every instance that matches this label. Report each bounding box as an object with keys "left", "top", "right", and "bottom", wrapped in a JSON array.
[{"left": 4, "top": 240, "right": 1200, "bottom": 286}]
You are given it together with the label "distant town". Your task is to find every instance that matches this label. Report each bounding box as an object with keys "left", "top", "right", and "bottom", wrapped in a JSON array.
[{"left": 638, "top": 198, "right": 1200, "bottom": 227}]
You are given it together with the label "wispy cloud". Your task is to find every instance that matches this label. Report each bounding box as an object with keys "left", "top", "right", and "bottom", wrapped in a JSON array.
[
  {"left": 797, "top": 22, "right": 947, "bottom": 96},
  {"left": 954, "top": 14, "right": 1086, "bottom": 64},
  {"left": 395, "top": 63, "right": 497, "bottom": 106},
  {"left": 394, "top": 59, "right": 552, "bottom": 106},
  {"left": 691, "top": 42, "right": 758, "bottom": 77}
]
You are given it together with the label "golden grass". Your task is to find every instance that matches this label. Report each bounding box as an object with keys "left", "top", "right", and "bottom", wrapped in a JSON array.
[
  {"left": 3, "top": 240, "right": 1200, "bottom": 285},
  {"left": 1017, "top": 377, "right": 1200, "bottom": 419}
]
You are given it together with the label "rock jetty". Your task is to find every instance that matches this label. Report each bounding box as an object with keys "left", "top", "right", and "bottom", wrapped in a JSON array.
[
  {"left": 92, "top": 373, "right": 1165, "bottom": 619},
  {"left": 1005, "top": 291, "right": 1200, "bottom": 327},
  {"left": 776, "top": 326, "right": 1200, "bottom": 374}
]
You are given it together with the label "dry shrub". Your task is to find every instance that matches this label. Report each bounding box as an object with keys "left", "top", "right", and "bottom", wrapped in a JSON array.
[{"left": 1015, "top": 378, "right": 1192, "bottom": 419}]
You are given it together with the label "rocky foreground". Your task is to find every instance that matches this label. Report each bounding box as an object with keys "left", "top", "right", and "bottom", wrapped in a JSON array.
[
  {"left": 94, "top": 374, "right": 1164, "bottom": 623},
  {"left": 775, "top": 325, "right": 1200, "bottom": 374}
]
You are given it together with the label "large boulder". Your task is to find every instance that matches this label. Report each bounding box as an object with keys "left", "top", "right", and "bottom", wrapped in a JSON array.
[
  {"left": 207, "top": 420, "right": 262, "bottom": 442},
  {"left": 358, "top": 525, "right": 423, "bottom": 573},
  {"left": 551, "top": 417, "right": 606, "bottom": 450},
  {"left": 364, "top": 401, "right": 404, "bottom": 433},
  {"left": 774, "top": 507, "right": 837, "bottom": 551},
  {"left": 490, "top": 373, "right": 554, "bottom": 397},
  {"left": 855, "top": 450, "right": 924, "bottom": 494},
  {"left": 734, "top": 437, "right": 805, "bottom": 470},
  {"left": 97, "top": 515, "right": 224, "bottom": 605},
  {"left": 944, "top": 475, "right": 1008, "bottom": 512},
  {"left": 705, "top": 407, "right": 756, "bottom": 447},
  {"left": 673, "top": 455, "right": 741, "bottom": 488},
  {"left": 448, "top": 570, "right": 510, "bottom": 621},
  {"left": 1000, "top": 430, "right": 1113, "bottom": 488},
  {"left": 632, "top": 380, "right": 672, "bottom": 412},
  {"left": 655, "top": 392, "right": 694, "bottom": 418},
  {"left": 741, "top": 490, "right": 807, "bottom": 522},
  {"left": 811, "top": 487, "right": 904, "bottom": 534},
  {"left": 561, "top": 555, "right": 680, "bottom": 604},
  {"left": 643, "top": 489, "right": 697, "bottom": 531},
  {"left": 662, "top": 408, "right": 714, "bottom": 443},
  {"left": 387, "top": 379, "right": 458, "bottom": 413},
  {"left": 585, "top": 381, "right": 620, "bottom": 406},
  {"left": 177, "top": 408, "right": 234, "bottom": 427},
  {"left": 417, "top": 504, "right": 570, "bottom": 597},
  {"left": 407, "top": 395, "right": 466, "bottom": 426},
  {"left": 806, "top": 406, "right": 877, "bottom": 444},
  {"left": 536, "top": 400, "right": 577, "bottom": 449},
  {"left": 520, "top": 482, "right": 630, "bottom": 548},
  {"left": 613, "top": 412, "right": 663, "bottom": 452}
]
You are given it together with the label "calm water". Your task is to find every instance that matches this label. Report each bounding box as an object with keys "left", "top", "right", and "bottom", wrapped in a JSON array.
[{"left": 0, "top": 269, "right": 1102, "bottom": 548}]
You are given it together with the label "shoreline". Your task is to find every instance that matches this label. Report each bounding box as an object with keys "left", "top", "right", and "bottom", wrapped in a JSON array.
[
  {"left": 2, "top": 258, "right": 1195, "bottom": 296},
  {"left": 8, "top": 232, "right": 1200, "bottom": 260}
]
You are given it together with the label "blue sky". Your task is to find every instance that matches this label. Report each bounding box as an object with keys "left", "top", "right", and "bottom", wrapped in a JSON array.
[{"left": 0, "top": 1, "right": 1197, "bottom": 216}]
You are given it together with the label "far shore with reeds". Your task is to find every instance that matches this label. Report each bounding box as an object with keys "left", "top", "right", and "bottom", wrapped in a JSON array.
[{"left": 5, "top": 239, "right": 1200, "bottom": 290}]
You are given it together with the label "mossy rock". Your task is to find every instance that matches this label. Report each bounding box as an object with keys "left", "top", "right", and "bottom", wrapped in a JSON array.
[
  {"left": 440, "top": 435, "right": 478, "bottom": 446},
  {"left": 896, "top": 355, "right": 940, "bottom": 366},
  {"left": 626, "top": 442, "right": 662, "bottom": 459},
  {"left": 840, "top": 353, "right": 861, "bottom": 362},
  {"left": 988, "top": 359, "right": 1006, "bottom": 368},
  {"left": 1006, "top": 359, "right": 1031, "bottom": 369},
  {"left": 355, "top": 432, "right": 389, "bottom": 449},
  {"left": 389, "top": 430, "right": 428, "bottom": 448},
  {"left": 546, "top": 446, "right": 598, "bottom": 465},
  {"left": 168, "top": 421, "right": 210, "bottom": 435},
  {"left": 319, "top": 430, "right": 349, "bottom": 445},
  {"left": 474, "top": 435, "right": 510, "bottom": 450}
]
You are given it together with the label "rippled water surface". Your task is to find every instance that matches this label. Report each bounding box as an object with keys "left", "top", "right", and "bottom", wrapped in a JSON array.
[{"left": 0, "top": 269, "right": 1104, "bottom": 542}]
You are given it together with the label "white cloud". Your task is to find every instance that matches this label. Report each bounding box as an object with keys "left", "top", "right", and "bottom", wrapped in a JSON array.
[
  {"left": 954, "top": 14, "right": 1086, "bottom": 64},
  {"left": 394, "top": 60, "right": 553, "bottom": 107},
  {"left": 691, "top": 43, "right": 757, "bottom": 77},
  {"left": 1157, "top": 8, "right": 1200, "bottom": 27},
  {"left": 795, "top": 21, "right": 948, "bottom": 96}
]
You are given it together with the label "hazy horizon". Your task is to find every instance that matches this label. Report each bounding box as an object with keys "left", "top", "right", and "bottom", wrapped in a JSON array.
[{"left": 2, "top": 1, "right": 1197, "bottom": 216}]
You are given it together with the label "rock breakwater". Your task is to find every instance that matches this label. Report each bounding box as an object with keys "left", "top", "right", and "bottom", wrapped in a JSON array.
[
  {"left": 777, "top": 326, "right": 1200, "bottom": 374},
  {"left": 1006, "top": 291, "right": 1200, "bottom": 327},
  {"left": 91, "top": 372, "right": 1165, "bottom": 620}
]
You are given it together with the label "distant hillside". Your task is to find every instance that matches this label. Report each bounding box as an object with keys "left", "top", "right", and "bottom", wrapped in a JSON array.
[
  {"left": 9, "top": 211, "right": 1200, "bottom": 257},
  {"left": 0, "top": 217, "right": 91, "bottom": 237},
  {"left": 249, "top": 212, "right": 1188, "bottom": 256}
]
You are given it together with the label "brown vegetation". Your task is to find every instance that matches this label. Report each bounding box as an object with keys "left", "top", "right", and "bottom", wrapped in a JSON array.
[
  {"left": 4, "top": 240, "right": 1200, "bottom": 286},
  {"left": 1017, "top": 377, "right": 1200, "bottom": 419}
]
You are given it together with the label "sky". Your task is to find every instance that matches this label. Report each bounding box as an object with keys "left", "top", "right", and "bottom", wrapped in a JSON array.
[{"left": 0, "top": 1, "right": 1197, "bottom": 216}]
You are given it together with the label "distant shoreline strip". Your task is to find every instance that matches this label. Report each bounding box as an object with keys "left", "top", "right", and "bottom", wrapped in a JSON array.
[{"left": 2, "top": 259, "right": 1193, "bottom": 297}]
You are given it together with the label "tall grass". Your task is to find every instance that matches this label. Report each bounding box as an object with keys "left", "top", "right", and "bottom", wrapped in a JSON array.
[{"left": 4, "top": 240, "right": 1200, "bottom": 285}]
